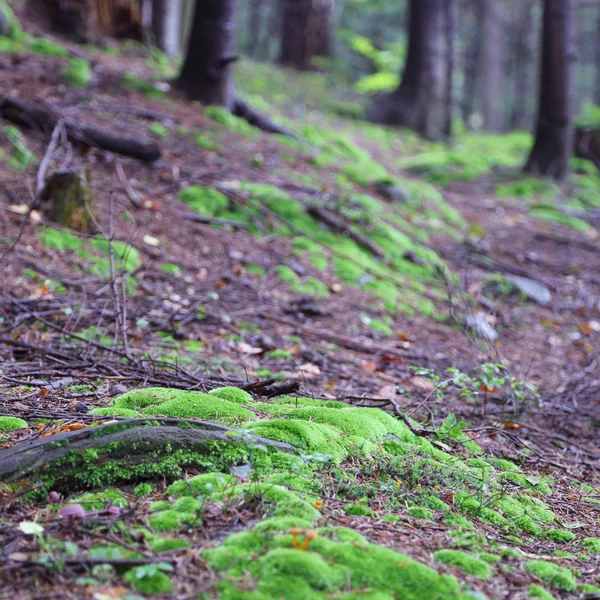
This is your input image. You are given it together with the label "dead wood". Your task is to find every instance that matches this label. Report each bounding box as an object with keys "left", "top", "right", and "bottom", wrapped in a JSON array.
[
  {"left": 0, "top": 96, "right": 161, "bottom": 162},
  {"left": 306, "top": 205, "right": 385, "bottom": 258},
  {"left": 0, "top": 418, "right": 294, "bottom": 482},
  {"left": 232, "top": 96, "right": 297, "bottom": 138}
]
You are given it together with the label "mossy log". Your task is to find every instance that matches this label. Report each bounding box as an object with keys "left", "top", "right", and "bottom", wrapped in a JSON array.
[
  {"left": 0, "top": 96, "right": 161, "bottom": 162},
  {"left": 0, "top": 418, "right": 294, "bottom": 483},
  {"left": 41, "top": 168, "right": 95, "bottom": 232}
]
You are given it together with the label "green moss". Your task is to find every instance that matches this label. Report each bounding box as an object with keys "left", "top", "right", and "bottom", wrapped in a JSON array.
[
  {"left": 529, "top": 205, "right": 591, "bottom": 232},
  {"left": 528, "top": 584, "right": 556, "bottom": 599},
  {"left": 148, "top": 122, "right": 169, "bottom": 138},
  {"left": 123, "top": 565, "right": 173, "bottom": 595},
  {"left": 151, "top": 537, "right": 192, "bottom": 552},
  {"left": 62, "top": 58, "right": 92, "bottom": 87},
  {"left": 546, "top": 529, "right": 576, "bottom": 544},
  {"left": 345, "top": 503, "right": 377, "bottom": 517},
  {"left": 208, "top": 387, "right": 253, "bottom": 404},
  {"left": 194, "top": 133, "right": 219, "bottom": 151},
  {"left": 38, "top": 227, "right": 83, "bottom": 251},
  {"left": 148, "top": 509, "right": 199, "bottom": 531},
  {"left": 244, "top": 419, "right": 346, "bottom": 462},
  {"left": 276, "top": 265, "right": 301, "bottom": 284},
  {"left": 167, "top": 472, "right": 236, "bottom": 499},
  {"left": 160, "top": 263, "right": 182, "bottom": 277},
  {"left": 74, "top": 488, "right": 127, "bottom": 511},
  {"left": 525, "top": 561, "right": 577, "bottom": 592},
  {"left": 172, "top": 496, "right": 201, "bottom": 513},
  {"left": 433, "top": 550, "right": 493, "bottom": 578},
  {"left": 0, "top": 416, "right": 27, "bottom": 431},
  {"left": 112, "top": 387, "right": 254, "bottom": 423},
  {"left": 513, "top": 515, "right": 543, "bottom": 536},
  {"left": 178, "top": 186, "right": 229, "bottom": 217},
  {"left": 149, "top": 500, "right": 171, "bottom": 512},
  {"left": 266, "top": 349, "right": 293, "bottom": 360},
  {"left": 580, "top": 537, "right": 600, "bottom": 553},
  {"left": 478, "top": 552, "right": 500, "bottom": 564},
  {"left": 406, "top": 506, "right": 433, "bottom": 520},
  {"left": 29, "top": 37, "right": 68, "bottom": 56},
  {"left": 444, "top": 514, "right": 474, "bottom": 529},
  {"left": 134, "top": 482, "right": 154, "bottom": 497}
]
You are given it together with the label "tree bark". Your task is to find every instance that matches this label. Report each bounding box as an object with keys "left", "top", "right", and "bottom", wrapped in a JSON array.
[
  {"left": 461, "top": 0, "right": 482, "bottom": 126},
  {"left": 444, "top": 0, "right": 457, "bottom": 136},
  {"left": 279, "top": 0, "right": 334, "bottom": 70},
  {"left": 479, "top": 0, "right": 504, "bottom": 131},
  {"left": 175, "top": 0, "right": 237, "bottom": 108},
  {"left": 524, "top": 0, "right": 575, "bottom": 180},
  {"left": 367, "top": 0, "right": 450, "bottom": 140}
]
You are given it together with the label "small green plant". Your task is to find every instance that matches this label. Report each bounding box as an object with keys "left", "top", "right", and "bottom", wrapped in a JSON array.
[
  {"left": 62, "top": 58, "right": 92, "bottom": 87},
  {"left": 148, "top": 122, "right": 169, "bottom": 138}
]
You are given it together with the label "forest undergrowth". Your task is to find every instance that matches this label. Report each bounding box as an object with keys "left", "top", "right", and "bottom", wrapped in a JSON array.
[{"left": 0, "top": 21, "right": 599, "bottom": 600}]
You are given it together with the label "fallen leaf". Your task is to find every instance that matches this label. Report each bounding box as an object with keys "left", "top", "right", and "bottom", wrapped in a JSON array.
[
  {"left": 377, "top": 384, "right": 396, "bottom": 397},
  {"left": 409, "top": 376, "right": 435, "bottom": 392},
  {"left": 298, "top": 363, "right": 321, "bottom": 378},
  {"left": 143, "top": 234, "right": 160, "bottom": 247}
]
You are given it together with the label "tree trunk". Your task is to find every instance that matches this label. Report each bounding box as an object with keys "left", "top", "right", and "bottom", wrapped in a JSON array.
[
  {"left": 479, "top": 0, "right": 504, "bottom": 131},
  {"left": 367, "top": 0, "right": 450, "bottom": 140},
  {"left": 444, "top": 0, "right": 457, "bottom": 137},
  {"left": 175, "top": 0, "right": 237, "bottom": 108},
  {"left": 279, "top": 0, "right": 334, "bottom": 70},
  {"left": 510, "top": 1, "right": 535, "bottom": 130},
  {"left": 151, "top": 0, "right": 181, "bottom": 56},
  {"left": 524, "top": 0, "right": 575, "bottom": 180},
  {"left": 595, "top": 8, "right": 600, "bottom": 104},
  {"left": 246, "top": 0, "right": 263, "bottom": 58},
  {"left": 461, "top": 0, "right": 482, "bottom": 126}
]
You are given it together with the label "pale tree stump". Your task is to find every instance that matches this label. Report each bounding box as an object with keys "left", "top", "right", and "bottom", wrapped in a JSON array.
[{"left": 41, "top": 168, "right": 95, "bottom": 233}]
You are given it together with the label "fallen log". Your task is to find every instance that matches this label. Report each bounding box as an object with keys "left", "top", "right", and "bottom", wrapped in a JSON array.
[
  {"left": 0, "top": 96, "right": 161, "bottom": 162},
  {"left": 0, "top": 417, "right": 294, "bottom": 485}
]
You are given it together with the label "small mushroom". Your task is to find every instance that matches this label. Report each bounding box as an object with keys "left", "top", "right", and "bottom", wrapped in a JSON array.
[
  {"left": 289, "top": 527, "right": 303, "bottom": 549},
  {"left": 299, "top": 529, "right": 318, "bottom": 551},
  {"left": 59, "top": 503, "right": 86, "bottom": 525}
]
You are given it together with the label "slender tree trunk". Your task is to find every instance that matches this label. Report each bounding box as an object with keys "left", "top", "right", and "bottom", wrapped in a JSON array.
[
  {"left": 525, "top": 0, "right": 575, "bottom": 180},
  {"left": 367, "top": 0, "right": 450, "bottom": 140},
  {"left": 444, "top": 0, "right": 457, "bottom": 136},
  {"left": 461, "top": 0, "right": 482, "bottom": 126},
  {"left": 479, "top": 0, "right": 504, "bottom": 131},
  {"left": 175, "top": 0, "right": 237, "bottom": 108},
  {"left": 510, "top": 1, "right": 535, "bottom": 130},
  {"left": 151, "top": 0, "right": 181, "bottom": 56},
  {"left": 247, "top": 0, "right": 263, "bottom": 58},
  {"left": 594, "top": 8, "right": 600, "bottom": 104},
  {"left": 279, "top": 0, "right": 334, "bottom": 70}
]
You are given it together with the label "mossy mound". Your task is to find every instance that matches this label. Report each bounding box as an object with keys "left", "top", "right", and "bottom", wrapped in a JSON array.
[
  {"left": 205, "top": 520, "right": 472, "bottom": 600},
  {"left": 0, "top": 416, "right": 28, "bottom": 430},
  {"left": 112, "top": 387, "right": 255, "bottom": 423}
]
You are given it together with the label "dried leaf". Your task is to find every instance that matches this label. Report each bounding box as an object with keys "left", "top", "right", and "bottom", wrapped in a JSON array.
[
  {"left": 298, "top": 363, "right": 321, "bottom": 378},
  {"left": 143, "top": 234, "right": 160, "bottom": 247},
  {"left": 237, "top": 342, "right": 263, "bottom": 355}
]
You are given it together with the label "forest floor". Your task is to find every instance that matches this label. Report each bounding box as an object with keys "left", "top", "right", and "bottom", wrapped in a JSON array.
[{"left": 0, "top": 18, "right": 599, "bottom": 600}]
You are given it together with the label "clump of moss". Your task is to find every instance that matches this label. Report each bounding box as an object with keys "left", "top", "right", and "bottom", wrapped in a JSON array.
[
  {"left": 89, "top": 407, "right": 140, "bottom": 418},
  {"left": 580, "top": 537, "right": 600, "bottom": 553},
  {"left": 148, "top": 509, "right": 200, "bottom": 531},
  {"left": 123, "top": 564, "right": 173, "bottom": 595},
  {"left": 525, "top": 561, "right": 577, "bottom": 592},
  {"left": 0, "top": 416, "right": 28, "bottom": 431},
  {"left": 178, "top": 186, "right": 229, "bottom": 217},
  {"left": 167, "top": 472, "right": 236, "bottom": 499},
  {"left": 345, "top": 503, "right": 377, "bottom": 517},
  {"left": 134, "top": 482, "right": 154, "bottom": 497},
  {"left": 433, "top": 549, "right": 493, "bottom": 578},
  {"left": 151, "top": 537, "right": 192, "bottom": 552},
  {"left": 148, "top": 122, "right": 169, "bottom": 138},
  {"left": 112, "top": 387, "right": 254, "bottom": 423},
  {"left": 266, "top": 349, "right": 293, "bottom": 360},
  {"left": 528, "top": 584, "right": 556, "bottom": 599},
  {"left": 62, "top": 58, "right": 92, "bottom": 87},
  {"left": 546, "top": 529, "right": 576, "bottom": 544},
  {"left": 208, "top": 387, "right": 253, "bottom": 404},
  {"left": 406, "top": 506, "right": 433, "bottom": 520},
  {"left": 73, "top": 488, "right": 127, "bottom": 511}
]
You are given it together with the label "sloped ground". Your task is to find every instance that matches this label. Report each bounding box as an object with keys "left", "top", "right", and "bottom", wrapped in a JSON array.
[{"left": 0, "top": 22, "right": 599, "bottom": 600}]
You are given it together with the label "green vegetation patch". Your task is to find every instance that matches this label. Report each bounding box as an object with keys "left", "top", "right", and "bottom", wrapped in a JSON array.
[
  {"left": 0, "top": 416, "right": 28, "bottom": 431},
  {"left": 524, "top": 561, "right": 577, "bottom": 592},
  {"left": 433, "top": 549, "right": 494, "bottom": 578},
  {"left": 62, "top": 58, "right": 92, "bottom": 87}
]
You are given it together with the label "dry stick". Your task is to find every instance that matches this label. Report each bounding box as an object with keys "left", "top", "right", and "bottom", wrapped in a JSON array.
[
  {"left": 115, "top": 159, "right": 142, "bottom": 209},
  {"left": 35, "top": 120, "right": 63, "bottom": 197},
  {"left": 107, "top": 173, "right": 133, "bottom": 362}
]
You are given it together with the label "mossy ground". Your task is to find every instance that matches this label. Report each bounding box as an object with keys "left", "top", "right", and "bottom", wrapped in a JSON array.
[{"left": 1, "top": 25, "right": 599, "bottom": 600}]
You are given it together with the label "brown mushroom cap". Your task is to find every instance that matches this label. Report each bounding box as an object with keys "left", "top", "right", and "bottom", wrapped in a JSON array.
[
  {"left": 288, "top": 527, "right": 303, "bottom": 535},
  {"left": 304, "top": 529, "right": 318, "bottom": 539}
]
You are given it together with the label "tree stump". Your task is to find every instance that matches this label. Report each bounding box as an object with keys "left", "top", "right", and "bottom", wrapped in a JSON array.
[{"left": 41, "top": 168, "right": 95, "bottom": 233}]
